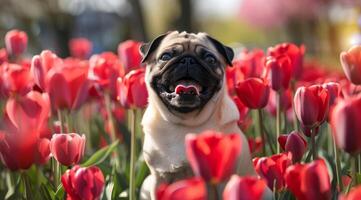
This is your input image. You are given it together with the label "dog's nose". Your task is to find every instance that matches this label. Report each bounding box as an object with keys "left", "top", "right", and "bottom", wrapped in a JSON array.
[{"left": 179, "top": 56, "right": 196, "bottom": 65}]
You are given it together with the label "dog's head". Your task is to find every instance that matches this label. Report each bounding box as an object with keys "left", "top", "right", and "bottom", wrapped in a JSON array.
[{"left": 141, "top": 31, "right": 234, "bottom": 116}]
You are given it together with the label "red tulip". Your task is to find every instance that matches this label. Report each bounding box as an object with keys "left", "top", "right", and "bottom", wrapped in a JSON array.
[
  {"left": 46, "top": 58, "right": 90, "bottom": 110},
  {"left": 294, "top": 84, "right": 329, "bottom": 129},
  {"left": 36, "top": 138, "right": 51, "bottom": 164},
  {"left": 248, "top": 137, "right": 263, "bottom": 155},
  {"left": 278, "top": 131, "right": 307, "bottom": 162},
  {"left": 2, "top": 62, "right": 33, "bottom": 95},
  {"left": 50, "top": 133, "right": 86, "bottom": 166},
  {"left": 235, "top": 78, "right": 270, "bottom": 109},
  {"left": 156, "top": 177, "right": 206, "bottom": 200},
  {"left": 285, "top": 159, "right": 331, "bottom": 200},
  {"left": 5, "top": 29, "right": 28, "bottom": 56},
  {"left": 117, "top": 68, "right": 148, "bottom": 109},
  {"left": 268, "top": 43, "right": 305, "bottom": 79},
  {"left": 340, "top": 185, "right": 361, "bottom": 200},
  {"left": 330, "top": 95, "right": 361, "bottom": 154},
  {"left": 322, "top": 82, "right": 341, "bottom": 107},
  {"left": 340, "top": 45, "right": 361, "bottom": 85},
  {"left": 0, "top": 91, "right": 51, "bottom": 170},
  {"left": 185, "top": 130, "right": 241, "bottom": 183},
  {"left": 223, "top": 175, "right": 267, "bottom": 200},
  {"left": 88, "top": 52, "right": 124, "bottom": 98},
  {"left": 69, "top": 38, "right": 92, "bottom": 59},
  {"left": 0, "top": 48, "right": 8, "bottom": 64},
  {"left": 117, "top": 40, "right": 143, "bottom": 72},
  {"left": 232, "top": 96, "right": 249, "bottom": 125},
  {"left": 253, "top": 152, "right": 292, "bottom": 190},
  {"left": 226, "top": 62, "right": 245, "bottom": 95},
  {"left": 264, "top": 55, "right": 292, "bottom": 91},
  {"left": 61, "top": 165, "right": 105, "bottom": 200}
]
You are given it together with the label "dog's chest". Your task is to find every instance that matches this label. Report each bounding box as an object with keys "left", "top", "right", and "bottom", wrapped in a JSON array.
[{"left": 143, "top": 122, "right": 216, "bottom": 173}]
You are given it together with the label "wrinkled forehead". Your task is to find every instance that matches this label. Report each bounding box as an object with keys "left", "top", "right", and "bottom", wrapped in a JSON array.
[{"left": 157, "top": 31, "right": 218, "bottom": 53}]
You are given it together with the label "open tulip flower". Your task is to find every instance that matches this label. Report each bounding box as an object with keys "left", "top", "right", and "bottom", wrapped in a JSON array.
[
  {"left": 156, "top": 178, "right": 206, "bottom": 200},
  {"left": 61, "top": 165, "right": 105, "bottom": 200},
  {"left": 285, "top": 159, "right": 331, "bottom": 200},
  {"left": 185, "top": 130, "right": 241, "bottom": 184}
]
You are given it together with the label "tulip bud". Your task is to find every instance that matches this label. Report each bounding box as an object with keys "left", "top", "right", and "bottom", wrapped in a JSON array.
[
  {"left": 117, "top": 68, "right": 148, "bottom": 109},
  {"left": 253, "top": 153, "right": 292, "bottom": 191},
  {"left": 264, "top": 55, "right": 292, "bottom": 91},
  {"left": 340, "top": 45, "right": 361, "bottom": 85},
  {"left": 185, "top": 130, "right": 241, "bottom": 184},
  {"left": 117, "top": 40, "right": 143, "bottom": 72},
  {"left": 223, "top": 175, "right": 267, "bottom": 200},
  {"left": 50, "top": 133, "right": 86, "bottom": 166},
  {"left": 330, "top": 96, "right": 361, "bottom": 154},
  {"left": 235, "top": 78, "right": 270, "bottom": 109},
  {"left": 294, "top": 84, "right": 329, "bottom": 129},
  {"left": 5, "top": 29, "right": 28, "bottom": 56},
  {"left": 285, "top": 159, "right": 331, "bottom": 200},
  {"left": 156, "top": 178, "right": 206, "bottom": 200},
  {"left": 69, "top": 38, "right": 92, "bottom": 59},
  {"left": 278, "top": 131, "right": 307, "bottom": 162},
  {"left": 61, "top": 165, "right": 105, "bottom": 200}
]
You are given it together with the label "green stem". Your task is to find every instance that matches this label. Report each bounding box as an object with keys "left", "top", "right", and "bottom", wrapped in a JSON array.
[
  {"left": 276, "top": 92, "right": 281, "bottom": 154},
  {"left": 129, "top": 109, "right": 137, "bottom": 200},
  {"left": 206, "top": 183, "right": 219, "bottom": 200},
  {"left": 104, "top": 93, "right": 121, "bottom": 171},
  {"left": 353, "top": 155, "right": 358, "bottom": 186},
  {"left": 333, "top": 135, "right": 343, "bottom": 192},
  {"left": 311, "top": 128, "right": 317, "bottom": 160},
  {"left": 57, "top": 110, "right": 65, "bottom": 133},
  {"left": 255, "top": 109, "right": 266, "bottom": 155},
  {"left": 22, "top": 172, "right": 33, "bottom": 200}
]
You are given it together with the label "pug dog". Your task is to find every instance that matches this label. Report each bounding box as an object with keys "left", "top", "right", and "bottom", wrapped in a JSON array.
[{"left": 139, "top": 31, "right": 256, "bottom": 199}]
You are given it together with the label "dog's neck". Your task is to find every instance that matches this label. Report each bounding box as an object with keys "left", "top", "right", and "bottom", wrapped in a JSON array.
[{"left": 143, "top": 76, "right": 239, "bottom": 128}]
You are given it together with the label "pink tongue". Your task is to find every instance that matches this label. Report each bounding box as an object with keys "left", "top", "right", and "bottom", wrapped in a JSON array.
[{"left": 175, "top": 84, "right": 199, "bottom": 95}]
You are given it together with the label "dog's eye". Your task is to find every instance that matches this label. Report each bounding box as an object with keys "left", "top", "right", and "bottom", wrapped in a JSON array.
[
  {"left": 160, "top": 53, "right": 172, "bottom": 61},
  {"left": 204, "top": 54, "right": 216, "bottom": 64}
]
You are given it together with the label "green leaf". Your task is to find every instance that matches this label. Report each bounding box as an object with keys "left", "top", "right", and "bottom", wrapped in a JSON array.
[
  {"left": 81, "top": 140, "right": 119, "bottom": 167},
  {"left": 55, "top": 184, "right": 64, "bottom": 200},
  {"left": 135, "top": 159, "right": 150, "bottom": 188},
  {"left": 40, "top": 184, "right": 54, "bottom": 200}
]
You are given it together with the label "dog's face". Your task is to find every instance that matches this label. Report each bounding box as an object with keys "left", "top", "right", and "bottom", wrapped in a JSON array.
[{"left": 141, "top": 31, "right": 234, "bottom": 113}]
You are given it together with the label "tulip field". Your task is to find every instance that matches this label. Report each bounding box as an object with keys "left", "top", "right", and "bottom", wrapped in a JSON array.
[{"left": 1, "top": 28, "right": 361, "bottom": 200}]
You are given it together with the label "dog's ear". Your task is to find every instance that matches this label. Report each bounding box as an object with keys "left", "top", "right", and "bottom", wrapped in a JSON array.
[
  {"left": 140, "top": 32, "right": 171, "bottom": 63},
  {"left": 206, "top": 35, "right": 234, "bottom": 66}
]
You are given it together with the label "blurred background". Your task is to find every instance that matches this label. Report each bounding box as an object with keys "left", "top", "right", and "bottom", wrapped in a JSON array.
[{"left": 0, "top": 0, "right": 360, "bottom": 67}]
